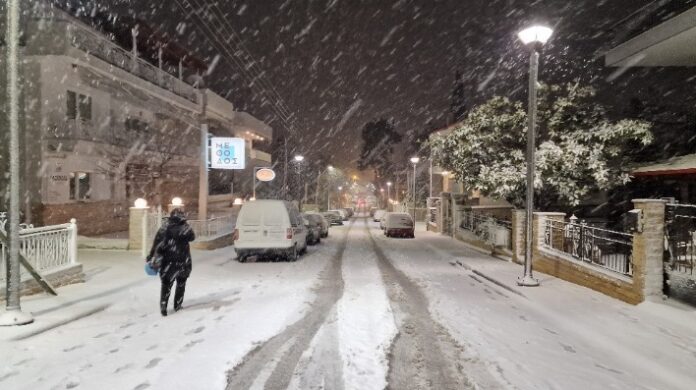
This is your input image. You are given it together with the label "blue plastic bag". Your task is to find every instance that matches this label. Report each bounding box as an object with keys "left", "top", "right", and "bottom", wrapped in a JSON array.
[{"left": 144, "top": 262, "right": 158, "bottom": 276}]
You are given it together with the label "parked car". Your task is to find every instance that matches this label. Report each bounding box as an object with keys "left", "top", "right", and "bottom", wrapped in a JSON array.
[
  {"left": 380, "top": 212, "right": 391, "bottom": 230},
  {"left": 343, "top": 207, "right": 355, "bottom": 217},
  {"left": 322, "top": 211, "right": 344, "bottom": 225},
  {"left": 330, "top": 209, "right": 349, "bottom": 221},
  {"left": 303, "top": 216, "right": 322, "bottom": 245},
  {"left": 233, "top": 200, "right": 308, "bottom": 262},
  {"left": 369, "top": 207, "right": 378, "bottom": 217},
  {"left": 305, "top": 212, "right": 330, "bottom": 238},
  {"left": 373, "top": 209, "right": 387, "bottom": 222},
  {"left": 384, "top": 212, "right": 415, "bottom": 238}
]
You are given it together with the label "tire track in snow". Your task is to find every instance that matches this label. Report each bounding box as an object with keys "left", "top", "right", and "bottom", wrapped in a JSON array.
[
  {"left": 365, "top": 219, "right": 492, "bottom": 390},
  {"left": 225, "top": 220, "right": 352, "bottom": 390}
]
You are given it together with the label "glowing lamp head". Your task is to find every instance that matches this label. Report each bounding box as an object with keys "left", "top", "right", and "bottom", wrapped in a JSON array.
[
  {"left": 338, "top": 186, "right": 343, "bottom": 191},
  {"left": 327, "top": 165, "right": 334, "bottom": 171},
  {"left": 387, "top": 181, "right": 392, "bottom": 186},
  {"left": 294, "top": 155, "right": 304, "bottom": 162},
  {"left": 410, "top": 157, "right": 420, "bottom": 164},
  {"left": 517, "top": 25, "right": 553, "bottom": 46},
  {"left": 134, "top": 198, "right": 148, "bottom": 208},
  {"left": 171, "top": 197, "right": 183, "bottom": 207},
  {"left": 441, "top": 171, "right": 450, "bottom": 176}
]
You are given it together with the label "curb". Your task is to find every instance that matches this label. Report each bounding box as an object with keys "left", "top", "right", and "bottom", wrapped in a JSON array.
[{"left": 8, "top": 304, "right": 110, "bottom": 341}]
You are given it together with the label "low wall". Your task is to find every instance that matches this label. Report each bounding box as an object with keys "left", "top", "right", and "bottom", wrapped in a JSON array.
[
  {"left": 191, "top": 232, "right": 235, "bottom": 250},
  {"left": 0, "top": 264, "right": 84, "bottom": 300},
  {"left": 40, "top": 201, "right": 129, "bottom": 236},
  {"left": 533, "top": 246, "right": 641, "bottom": 304}
]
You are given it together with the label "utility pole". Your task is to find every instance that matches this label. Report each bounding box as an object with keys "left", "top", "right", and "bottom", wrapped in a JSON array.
[
  {"left": 1, "top": 0, "right": 33, "bottom": 326},
  {"left": 197, "top": 78, "right": 209, "bottom": 221},
  {"left": 283, "top": 137, "right": 288, "bottom": 199}
]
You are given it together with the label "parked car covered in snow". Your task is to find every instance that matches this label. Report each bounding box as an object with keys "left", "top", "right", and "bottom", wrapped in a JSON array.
[
  {"left": 384, "top": 212, "right": 415, "bottom": 238},
  {"left": 233, "top": 200, "right": 308, "bottom": 262},
  {"left": 303, "top": 216, "right": 322, "bottom": 245},
  {"left": 329, "top": 209, "right": 349, "bottom": 221},
  {"left": 373, "top": 209, "right": 387, "bottom": 222},
  {"left": 304, "top": 212, "right": 330, "bottom": 238},
  {"left": 322, "top": 211, "right": 344, "bottom": 225}
]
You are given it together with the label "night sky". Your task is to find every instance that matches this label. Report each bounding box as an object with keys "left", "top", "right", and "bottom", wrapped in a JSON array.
[{"left": 78, "top": 0, "right": 695, "bottom": 171}]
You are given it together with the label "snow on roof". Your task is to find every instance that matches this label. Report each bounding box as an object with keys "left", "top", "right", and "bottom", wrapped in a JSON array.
[{"left": 632, "top": 153, "right": 696, "bottom": 176}]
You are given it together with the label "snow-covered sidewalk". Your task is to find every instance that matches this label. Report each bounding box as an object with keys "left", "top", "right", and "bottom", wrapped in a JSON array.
[
  {"left": 0, "top": 237, "right": 340, "bottom": 389},
  {"left": 373, "top": 222, "right": 696, "bottom": 390}
]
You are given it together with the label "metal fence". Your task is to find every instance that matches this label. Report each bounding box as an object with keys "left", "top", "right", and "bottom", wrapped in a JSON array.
[
  {"left": 665, "top": 203, "right": 696, "bottom": 274},
  {"left": 541, "top": 218, "right": 633, "bottom": 277},
  {"left": 146, "top": 210, "right": 235, "bottom": 244},
  {"left": 0, "top": 214, "right": 78, "bottom": 284},
  {"left": 456, "top": 211, "right": 512, "bottom": 249}
]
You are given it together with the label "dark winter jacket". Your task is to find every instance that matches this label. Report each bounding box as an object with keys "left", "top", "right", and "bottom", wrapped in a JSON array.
[{"left": 148, "top": 215, "right": 195, "bottom": 280}]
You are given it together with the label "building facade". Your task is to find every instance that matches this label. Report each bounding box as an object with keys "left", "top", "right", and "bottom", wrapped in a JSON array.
[{"left": 2, "top": 3, "right": 272, "bottom": 235}]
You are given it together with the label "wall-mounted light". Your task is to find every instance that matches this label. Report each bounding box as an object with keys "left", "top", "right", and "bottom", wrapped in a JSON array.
[{"left": 171, "top": 197, "right": 183, "bottom": 207}]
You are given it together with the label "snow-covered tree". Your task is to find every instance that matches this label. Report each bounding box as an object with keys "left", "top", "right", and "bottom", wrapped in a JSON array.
[{"left": 430, "top": 83, "right": 653, "bottom": 208}]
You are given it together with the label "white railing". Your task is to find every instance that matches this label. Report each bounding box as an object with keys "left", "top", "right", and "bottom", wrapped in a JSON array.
[
  {"left": 0, "top": 218, "right": 78, "bottom": 284},
  {"left": 188, "top": 215, "right": 236, "bottom": 239},
  {"left": 456, "top": 210, "right": 512, "bottom": 249}
]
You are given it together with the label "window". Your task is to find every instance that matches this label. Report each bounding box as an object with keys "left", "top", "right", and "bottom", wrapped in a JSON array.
[
  {"left": 78, "top": 94, "right": 92, "bottom": 120},
  {"left": 69, "top": 172, "right": 91, "bottom": 200},
  {"left": 66, "top": 91, "right": 76, "bottom": 119},
  {"left": 66, "top": 90, "right": 91, "bottom": 121}
]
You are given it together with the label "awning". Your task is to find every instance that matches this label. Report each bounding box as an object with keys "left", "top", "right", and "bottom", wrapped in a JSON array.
[{"left": 633, "top": 154, "right": 696, "bottom": 177}]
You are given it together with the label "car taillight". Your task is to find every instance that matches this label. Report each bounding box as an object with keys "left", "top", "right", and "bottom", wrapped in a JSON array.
[
  {"left": 286, "top": 228, "right": 293, "bottom": 239},
  {"left": 232, "top": 229, "right": 239, "bottom": 241}
]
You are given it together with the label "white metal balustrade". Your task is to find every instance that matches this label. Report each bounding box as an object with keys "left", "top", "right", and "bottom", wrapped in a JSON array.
[{"left": 0, "top": 216, "right": 78, "bottom": 284}]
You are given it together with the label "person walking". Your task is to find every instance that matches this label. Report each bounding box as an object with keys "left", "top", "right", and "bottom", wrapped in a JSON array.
[{"left": 147, "top": 209, "right": 195, "bottom": 316}]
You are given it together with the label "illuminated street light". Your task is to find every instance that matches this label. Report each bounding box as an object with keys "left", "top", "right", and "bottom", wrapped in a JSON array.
[
  {"left": 410, "top": 157, "right": 419, "bottom": 220},
  {"left": 294, "top": 155, "right": 305, "bottom": 162},
  {"left": 517, "top": 24, "right": 553, "bottom": 288}
]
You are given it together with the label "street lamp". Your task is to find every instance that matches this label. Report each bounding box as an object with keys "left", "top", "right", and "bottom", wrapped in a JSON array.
[
  {"left": 410, "top": 157, "right": 420, "bottom": 220},
  {"left": 294, "top": 155, "right": 305, "bottom": 162},
  {"left": 386, "top": 181, "right": 392, "bottom": 209},
  {"left": 517, "top": 24, "right": 552, "bottom": 287}
]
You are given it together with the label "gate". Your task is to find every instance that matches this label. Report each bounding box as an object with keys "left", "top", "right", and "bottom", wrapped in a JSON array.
[{"left": 664, "top": 203, "right": 696, "bottom": 305}]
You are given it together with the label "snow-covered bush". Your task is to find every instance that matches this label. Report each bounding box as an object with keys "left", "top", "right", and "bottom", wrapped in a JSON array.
[{"left": 430, "top": 83, "right": 653, "bottom": 208}]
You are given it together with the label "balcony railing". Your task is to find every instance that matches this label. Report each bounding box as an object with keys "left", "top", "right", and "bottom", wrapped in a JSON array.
[
  {"left": 66, "top": 23, "right": 199, "bottom": 104},
  {"left": 608, "top": 0, "right": 696, "bottom": 47}
]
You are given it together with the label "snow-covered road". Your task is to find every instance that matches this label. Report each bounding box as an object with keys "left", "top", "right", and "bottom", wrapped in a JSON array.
[{"left": 2, "top": 216, "right": 696, "bottom": 390}]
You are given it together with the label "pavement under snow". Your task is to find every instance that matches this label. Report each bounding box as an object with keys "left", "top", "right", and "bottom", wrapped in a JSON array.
[{"left": 1, "top": 217, "right": 695, "bottom": 390}]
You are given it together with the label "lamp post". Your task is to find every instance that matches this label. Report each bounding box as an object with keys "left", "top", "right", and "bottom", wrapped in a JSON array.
[
  {"left": 410, "top": 157, "right": 420, "bottom": 220},
  {"left": 315, "top": 165, "right": 333, "bottom": 210},
  {"left": 337, "top": 186, "right": 343, "bottom": 208},
  {"left": 0, "top": 0, "right": 33, "bottom": 326},
  {"left": 386, "top": 181, "right": 392, "bottom": 210},
  {"left": 517, "top": 24, "right": 552, "bottom": 287}
]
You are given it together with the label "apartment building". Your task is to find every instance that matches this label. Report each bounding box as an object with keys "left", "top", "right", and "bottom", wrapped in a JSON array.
[{"left": 2, "top": 3, "right": 272, "bottom": 235}]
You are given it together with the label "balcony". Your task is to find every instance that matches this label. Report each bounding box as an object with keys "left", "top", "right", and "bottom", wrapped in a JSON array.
[
  {"left": 249, "top": 149, "right": 272, "bottom": 163},
  {"left": 66, "top": 23, "right": 199, "bottom": 103},
  {"left": 605, "top": 2, "right": 696, "bottom": 67}
]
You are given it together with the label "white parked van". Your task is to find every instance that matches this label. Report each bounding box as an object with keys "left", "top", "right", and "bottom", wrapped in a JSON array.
[{"left": 233, "top": 200, "right": 308, "bottom": 261}]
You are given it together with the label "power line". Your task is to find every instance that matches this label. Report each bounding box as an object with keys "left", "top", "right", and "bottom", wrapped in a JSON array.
[{"left": 174, "top": 0, "right": 299, "bottom": 137}]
